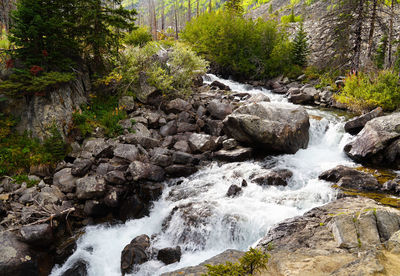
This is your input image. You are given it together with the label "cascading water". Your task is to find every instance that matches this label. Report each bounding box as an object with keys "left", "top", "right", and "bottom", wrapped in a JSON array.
[{"left": 51, "top": 75, "right": 356, "bottom": 276}]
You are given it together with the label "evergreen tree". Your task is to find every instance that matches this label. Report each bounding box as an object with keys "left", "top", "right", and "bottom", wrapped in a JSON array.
[
  {"left": 291, "top": 23, "right": 309, "bottom": 67},
  {"left": 225, "top": 0, "right": 244, "bottom": 15}
]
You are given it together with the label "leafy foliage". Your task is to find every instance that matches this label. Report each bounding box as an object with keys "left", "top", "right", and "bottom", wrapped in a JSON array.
[
  {"left": 72, "top": 95, "right": 128, "bottom": 138},
  {"left": 0, "top": 115, "right": 66, "bottom": 176},
  {"left": 291, "top": 23, "right": 309, "bottom": 67},
  {"left": 225, "top": 0, "right": 244, "bottom": 14},
  {"left": 335, "top": 70, "right": 400, "bottom": 112},
  {"left": 109, "top": 42, "right": 208, "bottom": 97},
  {"left": 281, "top": 9, "right": 302, "bottom": 24},
  {"left": 124, "top": 26, "right": 153, "bottom": 46},
  {"left": 181, "top": 11, "right": 296, "bottom": 80},
  {"left": 0, "top": 71, "right": 75, "bottom": 97},
  {"left": 205, "top": 248, "right": 269, "bottom": 276}
]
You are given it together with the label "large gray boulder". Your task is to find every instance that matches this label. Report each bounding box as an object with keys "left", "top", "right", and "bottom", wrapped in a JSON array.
[
  {"left": 128, "top": 161, "right": 165, "bottom": 182},
  {"left": 121, "top": 235, "right": 150, "bottom": 275},
  {"left": 76, "top": 176, "right": 106, "bottom": 199},
  {"left": 344, "top": 107, "right": 383, "bottom": 135},
  {"left": 223, "top": 102, "right": 310, "bottom": 154},
  {"left": 53, "top": 168, "right": 77, "bottom": 193},
  {"left": 344, "top": 112, "right": 400, "bottom": 169}
]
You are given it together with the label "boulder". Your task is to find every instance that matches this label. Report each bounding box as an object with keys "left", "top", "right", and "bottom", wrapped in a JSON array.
[
  {"left": 157, "top": 246, "right": 182, "bottom": 265},
  {"left": 61, "top": 260, "right": 88, "bottom": 276},
  {"left": 103, "top": 186, "right": 125, "bottom": 208},
  {"left": 20, "top": 224, "right": 53, "bottom": 247},
  {"left": 382, "top": 176, "right": 400, "bottom": 195},
  {"left": 135, "top": 72, "right": 158, "bottom": 104},
  {"left": 119, "top": 195, "right": 146, "bottom": 220},
  {"left": 319, "top": 165, "right": 380, "bottom": 191},
  {"left": 165, "top": 99, "right": 192, "bottom": 114},
  {"left": 188, "top": 133, "right": 216, "bottom": 153},
  {"left": 210, "top": 80, "right": 231, "bottom": 91},
  {"left": 119, "top": 96, "right": 135, "bottom": 113},
  {"left": 104, "top": 170, "right": 126, "bottom": 185},
  {"left": 71, "top": 158, "right": 93, "bottom": 177},
  {"left": 160, "top": 121, "right": 178, "bottom": 137},
  {"left": 173, "top": 140, "right": 191, "bottom": 153},
  {"left": 53, "top": 168, "right": 77, "bottom": 193},
  {"left": 123, "top": 133, "right": 160, "bottom": 149},
  {"left": 207, "top": 100, "right": 233, "bottom": 120},
  {"left": 223, "top": 102, "right": 310, "bottom": 154},
  {"left": 76, "top": 176, "right": 107, "bottom": 200},
  {"left": 151, "top": 153, "right": 173, "bottom": 167},
  {"left": 36, "top": 186, "right": 65, "bottom": 205},
  {"left": 131, "top": 123, "right": 151, "bottom": 137},
  {"left": 222, "top": 139, "right": 237, "bottom": 150},
  {"left": 172, "top": 152, "right": 195, "bottom": 165},
  {"left": 226, "top": 185, "right": 242, "bottom": 197},
  {"left": 256, "top": 197, "right": 400, "bottom": 276},
  {"left": 128, "top": 161, "right": 165, "bottom": 182},
  {"left": 247, "top": 93, "right": 270, "bottom": 102},
  {"left": 113, "top": 144, "right": 139, "bottom": 162},
  {"left": 0, "top": 231, "right": 37, "bottom": 275},
  {"left": 121, "top": 235, "right": 150, "bottom": 275},
  {"left": 252, "top": 169, "right": 293, "bottom": 186},
  {"left": 344, "top": 112, "right": 400, "bottom": 169},
  {"left": 344, "top": 107, "right": 384, "bottom": 135},
  {"left": 213, "top": 147, "right": 253, "bottom": 162},
  {"left": 140, "top": 183, "right": 164, "bottom": 202},
  {"left": 83, "top": 200, "right": 108, "bottom": 217},
  {"left": 165, "top": 165, "right": 197, "bottom": 177},
  {"left": 82, "top": 138, "right": 114, "bottom": 159}
]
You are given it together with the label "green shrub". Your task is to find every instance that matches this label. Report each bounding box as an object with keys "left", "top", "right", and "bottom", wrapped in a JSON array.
[
  {"left": 0, "top": 70, "right": 75, "bottom": 97},
  {"left": 124, "top": 26, "right": 153, "bottom": 47},
  {"left": 281, "top": 10, "right": 302, "bottom": 24},
  {"left": 181, "top": 11, "right": 295, "bottom": 80},
  {"left": 0, "top": 114, "right": 65, "bottom": 176},
  {"left": 43, "top": 125, "right": 67, "bottom": 162},
  {"left": 0, "top": 30, "right": 10, "bottom": 49},
  {"left": 12, "top": 174, "right": 40, "bottom": 188},
  {"left": 109, "top": 42, "right": 207, "bottom": 97},
  {"left": 334, "top": 70, "right": 400, "bottom": 112},
  {"left": 72, "top": 95, "right": 127, "bottom": 138},
  {"left": 205, "top": 248, "right": 269, "bottom": 276}
]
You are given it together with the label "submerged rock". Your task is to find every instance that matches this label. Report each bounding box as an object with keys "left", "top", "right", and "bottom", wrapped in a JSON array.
[
  {"left": 344, "top": 112, "right": 400, "bottom": 169},
  {"left": 226, "top": 185, "right": 242, "bottom": 197},
  {"left": 223, "top": 102, "right": 309, "bottom": 154},
  {"left": 121, "top": 235, "right": 150, "bottom": 275},
  {"left": 252, "top": 169, "right": 293, "bottom": 186}
]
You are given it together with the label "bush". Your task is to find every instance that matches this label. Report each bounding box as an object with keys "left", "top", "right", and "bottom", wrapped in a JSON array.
[
  {"left": 334, "top": 70, "right": 400, "bottom": 112},
  {"left": 72, "top": 95, "right": 128, "bottom": 138},
  {"left": 181, "top": 11, "right": 294, "bottom": 80},
  {"left": 0, "top": 114, "right": 66, "bottom": 176},
  {"left": 124, "top": 26, "right": 153, "bottom": 47},
  {"left": 205, "top": 248, "right": 269, "bottom": 276},
  {"left": 109, "top": 42, "right": 208, "bottom": 97}
]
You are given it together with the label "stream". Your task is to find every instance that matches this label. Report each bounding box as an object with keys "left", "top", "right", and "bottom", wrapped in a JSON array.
[{"left": 51, "top": 75, "right": 356, "bottom": 276}]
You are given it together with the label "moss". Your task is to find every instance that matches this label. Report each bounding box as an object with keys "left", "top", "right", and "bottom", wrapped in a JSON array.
[{"left": 354, "top": 166, "right": 397, "bottom": 185}]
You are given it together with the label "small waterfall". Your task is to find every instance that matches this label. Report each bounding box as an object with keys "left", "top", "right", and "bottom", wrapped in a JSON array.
[{"left": 51, "top": 74, "right": 356, "bottom": 276}]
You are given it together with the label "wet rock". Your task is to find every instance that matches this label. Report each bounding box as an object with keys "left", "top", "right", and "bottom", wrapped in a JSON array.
[
  {"left": 113, "top": 144, "right": 139, "bottom": 163},
  {"left": 71, "top": 158, "right": 93, "bottom": 177},
  {"left": 121, "top": 235, "right": 150, "bottom": 275},
  {"left": 83, "top": 200, "right": 108, "bottom": 217},
  {"left": 157, "top": 246, "right": 182, "bottom": 265},
  {"left": 103, "top": 187, "right": 125, "bottom": 208},
  {"left": 61, "top": 260, "right": 88, "bottom": 276},
  {"left": 382, "top": 176, "right": 400, "bottom": 195},
  {"left": 288, "top": 92, "right": 314, "bottom": 104},
  {"left": 222, "top": 139, "right": 237, "bottom": 150},
  {"left": 344, "top": 107, "right": 383, "bottom": 135},
  {"left": 172, "top": 152, "right": 195, "bottom": 165},
  {"left": 319, "top": 165, "right": 380, "bottom": 191},
  {"left": 207, "top": 100, "right": 233, "bottom": 120},
  {"left": 119, "top": 96, "right": 135, "bottom": 113},
  {"left": 214, "top": 147, "right": 253, "bottom": 162},
  {"left": 128, "top": 161, "right": 165, "bottom": 182},
  {"left": 20, "top": 224, "right": 53, "bottom": 247},
  {"left": 344, "top": 112, "right": 400, "bottom": 169},
  {"left": 104, "top": 170, "right": 126, "bottom": 185},
  {"left": 247, "top": 93, "right": 270, "bottom": 102},
  {"left": 140, "top": 183, "right": 164, "bottom": 202},
  {"left": 210, "top": 80, "right": 230, "bottom": 91},
  {"left": 76, "top": 176, "right": 106, "bottom": 200},
  {"left": 188, "top": 133, "right": 216, "bottom": 153},
  {"left": 119, "top": 195, "right": 146, "bottom": 220},
  {"left": 82, "top": 138, "right": 114, "bottom": 158},
  {"left": 0, "top": 231, "right": 37, "bottom": 275},
  {"left": 160, "top": 121, "right": 178, "bottom": 137},
  {"left": 173, "top": 140, "right": 191, "bottom": 153},
  {"left": 226, "top": 185, "right": 242, "bottom": 197},
  {"left": 223, "top": 102, "right": 309, "bottom": 154},
  {"left": 252, "top": 169, "right": 293, "bottom": 186},
  {"left": 241, "top": 179, "right": 248, "bottom": 187},
  {"left": 165, "top": 165, "right": 197, "bottom": 177},
  {"left": 165, "top": 99, "right": 192, "bottom": 114}
]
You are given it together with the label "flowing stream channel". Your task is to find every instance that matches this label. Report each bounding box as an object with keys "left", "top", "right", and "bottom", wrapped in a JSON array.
[{"left": 52, "top": 75, "right": 357, "bottom": 276}]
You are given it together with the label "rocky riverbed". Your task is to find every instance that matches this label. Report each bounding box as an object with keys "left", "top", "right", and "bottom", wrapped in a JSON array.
[{"left": 1, "top": 74, "right": 399, "bottom": 276}]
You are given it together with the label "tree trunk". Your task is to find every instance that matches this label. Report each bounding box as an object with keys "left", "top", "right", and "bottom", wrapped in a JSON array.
[
  {"left": 352, "top": 0, "right": 364, "bottom": 70},
  {"left": 174, "top": 0, "right": 179, "bottom": 39},
  {"left": 367, "top": 0, "right": 377, "bottom": 57},
  {"left": 152, "top": 0, "right": 157, "bottom": 40},
  {"left": 388, "top": 0, "right": 394, "bottom": 67},
  {"left": 197, "top": 0, "right": 199, "bottom": 17},
  {"left": 188, "top": 0, "right": 191, "bottom": 22},
  {"left": 209, "top": 0, "right": 212, "bottom": 13},
  {"left": 161, "top": 0, "right": 165, "bottom": 30}
]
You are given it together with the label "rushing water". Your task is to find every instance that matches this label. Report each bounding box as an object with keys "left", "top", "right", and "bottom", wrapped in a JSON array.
[{"left": 52, "top": 75, "right": 356, "bottom": 276}]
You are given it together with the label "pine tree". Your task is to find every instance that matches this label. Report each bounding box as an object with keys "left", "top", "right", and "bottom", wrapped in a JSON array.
[
  {"left": 291, "top": 23, "right": 309, "bottom": 67},
  {"left": 225, "top": 0, "right": 244, "bottom": 15}
]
